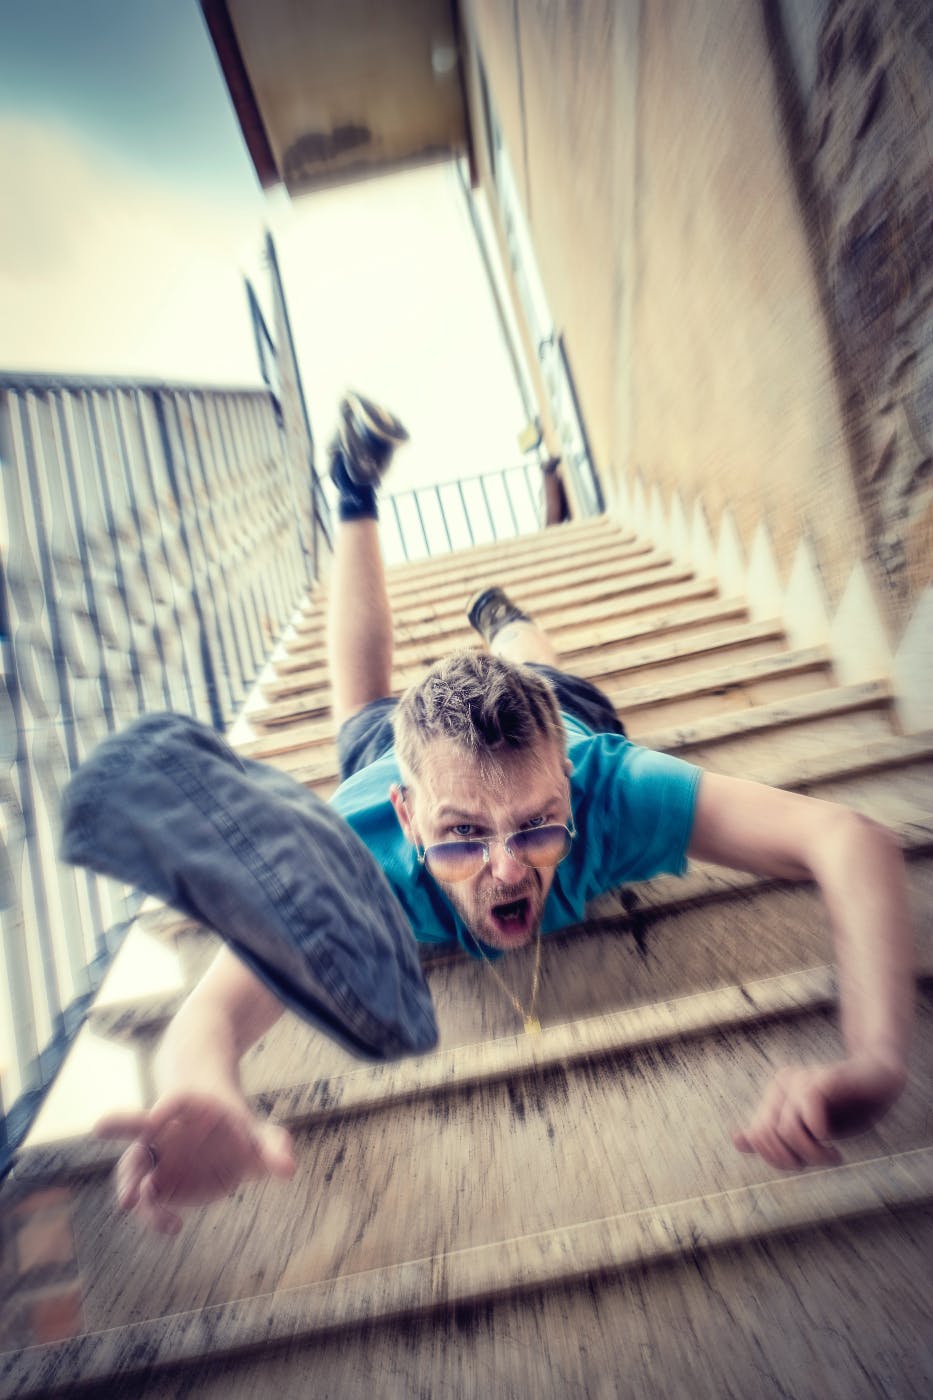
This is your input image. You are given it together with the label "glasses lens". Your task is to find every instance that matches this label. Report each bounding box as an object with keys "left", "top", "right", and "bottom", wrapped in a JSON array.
[
  {"left": 424, "top": 840, "right": 486, "bottom": 883},
  {"left": 508, "top": 825, "right": 573, "bottom": 868}
]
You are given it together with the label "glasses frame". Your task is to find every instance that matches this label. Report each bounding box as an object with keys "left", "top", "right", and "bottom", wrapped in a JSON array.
[{"left": 401, "top": 789, "right": 576, "bottom": 884}]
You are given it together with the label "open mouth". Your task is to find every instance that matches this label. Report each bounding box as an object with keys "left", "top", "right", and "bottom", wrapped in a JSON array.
[{"left": 487, "top": 895, "right": 533, "bottom": 944}]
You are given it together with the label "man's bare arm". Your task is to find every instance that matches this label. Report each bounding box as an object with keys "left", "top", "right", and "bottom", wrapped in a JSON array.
[
  {"left": 154, "top": 946, "right": 287, "bottom": 1100},
  {"left": 687, "top": 772, "right": 913, "bottom": 1168},
  {"left": 96, "top": 949, "right": 294, "bottom": 1233}
]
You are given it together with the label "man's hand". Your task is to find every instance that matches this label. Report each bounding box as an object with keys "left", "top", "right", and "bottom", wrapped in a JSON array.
[
  {"left": 733, "top": 1054, "right": 907, "bottom": 1171},
  {"left": 95, "top": 1090, "right": 296, "bottom": 1235}
]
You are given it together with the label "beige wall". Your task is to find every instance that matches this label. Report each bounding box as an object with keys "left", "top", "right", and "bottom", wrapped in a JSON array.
[
  {"left": 462, "top": 0, "right": 887, "bottom": 615},
  {"left": 630, "top": 0, "right": 865, "bottom": 604}
]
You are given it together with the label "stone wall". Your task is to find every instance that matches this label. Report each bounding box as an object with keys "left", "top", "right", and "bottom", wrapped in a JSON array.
[{"left": 777, "top": 0, "right": 933, "bottom": 615}]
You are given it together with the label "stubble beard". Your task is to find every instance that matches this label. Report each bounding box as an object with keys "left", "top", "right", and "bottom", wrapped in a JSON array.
[{"left": 441, "top": 869, "right": 545, "bottom": 951}]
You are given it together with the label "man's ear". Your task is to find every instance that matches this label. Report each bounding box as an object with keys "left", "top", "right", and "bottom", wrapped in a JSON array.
[{"left": 389, "top": 783, "right": 417, "bottom": 845}]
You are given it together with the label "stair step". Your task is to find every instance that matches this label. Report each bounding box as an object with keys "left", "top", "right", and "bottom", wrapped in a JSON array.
[
  {"left": 288, "top": 557, "right": 689, "bottom": 644},
  {"left": 80, "top": 835, "right": 933, "bottom": 1085},
  {"left": 281, "top": 575, "right": 723, "bottom": 660},
  {"left": 234, "top": 676, "right": 890, "bottom": 772},
  {"left": 259, "top": 618, "right": 787, "bottom": 713},
  {"left": 271, "top": 594, "right": 753, "bottom": 682},
  {"left": 611, "top": 645, "right": 834, "bottom": 726},
  {"left": 6, "top": 995, "right": 932, "bottom": 1387},
  {"left": 642, "top": 679, "right": 894, "bottom": 756},
  {"left": 377, "top": 514, "right": 623, "bottom": 584},
  {"left": 378, "top": 516, "right": 622, "bottom": 579},
  {"left": 268, "top": 696, "right": 906, "bottom": 805},
  {"left": 375, "top": 535, "right": 655, "bottom": 607},
  {"left": 303, "top": 532, "right": 652, "bottom": 625},
  {"left": 569, "top": 618, "right": 787, "bottom": 688},
  {"left": 250, "top": 639, "right": 824, "bottom": 732},
  {"left": 554, "top": 593, "right": 749, "bottom": 655},
  {"left": 78, "top": 948, "right": 933, "bottom": 1141},
  {"left": 7, "top": 1194, "right": 931, "bottom": 1399},
  {"left": 5, "top": 1164, "right": 932, "bottom": 1400},
  {"left": 294, "top": 722, "right": 930, "bottom": 810},
  {"left": 266, "top": 609, "right": 769, "bottom": 701},
  {"left": 28, "top": 854, "right": 933, "bottom": 1162}
]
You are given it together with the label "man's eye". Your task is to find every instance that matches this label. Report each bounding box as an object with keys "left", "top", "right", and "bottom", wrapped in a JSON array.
[
  {"left": 451, "top": 824, "right": 476, "bottom": 838},
  {"left": 525, "top": 815, "right": 548, "bottom": 829}
]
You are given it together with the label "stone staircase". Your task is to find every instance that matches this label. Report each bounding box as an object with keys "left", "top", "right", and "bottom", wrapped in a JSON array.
[{"left": 3, "top": 513, "right": 932, "bottom": 1398}]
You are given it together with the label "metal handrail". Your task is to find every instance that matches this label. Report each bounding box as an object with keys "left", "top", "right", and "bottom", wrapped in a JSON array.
[
  {"left": 378, "top": 461, "right": 544, "bottom": 564},
  {"left": 0, "top": 377, "right": 316, "bottom": 1177}
]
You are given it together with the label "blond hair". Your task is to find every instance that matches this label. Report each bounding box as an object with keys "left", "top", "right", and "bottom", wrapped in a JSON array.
[{"left": 393, "top": 650, "right": 565, "bottom": 780}]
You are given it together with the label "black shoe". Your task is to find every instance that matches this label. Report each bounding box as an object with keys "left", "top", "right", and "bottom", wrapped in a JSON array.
[
  {"left": 466, "top": 586, "right": 531, "bottom": 645},
  {"left": 329, "top": 391, "right": 409, "bottom": 488}
]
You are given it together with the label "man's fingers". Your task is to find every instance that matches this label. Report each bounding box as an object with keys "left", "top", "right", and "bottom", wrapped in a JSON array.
[
  {"left": 736, "top": 1073, "right": 807, "bottom": 1170},
  {"left": 95, "top": 1111, "right": 152, "bottom": 1141},
  {"left": 734, "top": 1068, "right": 848, "bottom": 1171},
  {"left": 733, "top": 1075, "right": 796, "bottom": 1168},
  {"left": 800, "top": 1082, "right": 831, "bottom": 1141},
  {"left": 147, "top": 1091, "right": 229, "bottom": 1137},
  {"left": 753, "top": 1125, "right": 806, "bottom": 1171},
  {"left": 259, "top": 1123, "right": 296, "bottom": 1179},
  {"left": 115, "top": 1142, "right": 150, "bottom": 1211},
  {"left": 776, "top": 1100, "right": 840, "bottom": 1168},
  {"left": 137, "top": 1175, "right": 182, "bottom": 1236}
]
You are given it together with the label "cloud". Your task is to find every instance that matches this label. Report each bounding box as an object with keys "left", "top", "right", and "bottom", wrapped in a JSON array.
[
  {"left": 0, "top": 116, "right": 264, "bottom": 384},
  {"left": 0, "top": 121, "right": 529, "bottom": 497}
]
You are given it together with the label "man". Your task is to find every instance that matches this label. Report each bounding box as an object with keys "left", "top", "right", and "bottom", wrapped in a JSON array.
[{"left": 98, "top": 394, "right": 913, "bottom": 1235}]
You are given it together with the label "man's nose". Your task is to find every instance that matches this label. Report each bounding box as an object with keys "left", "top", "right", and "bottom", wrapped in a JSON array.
[{"left": 486, "top": 837, "right": 527, "bottom": 884}]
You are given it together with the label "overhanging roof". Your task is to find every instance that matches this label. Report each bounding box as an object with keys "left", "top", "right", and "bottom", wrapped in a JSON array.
[{"left": 201, "top": 0, "right": 468, "bottom": 195}]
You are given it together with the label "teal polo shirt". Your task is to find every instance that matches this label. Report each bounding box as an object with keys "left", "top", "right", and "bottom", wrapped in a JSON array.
[{"left": 329, "top": 713, "right": 702, "bottom": 956}]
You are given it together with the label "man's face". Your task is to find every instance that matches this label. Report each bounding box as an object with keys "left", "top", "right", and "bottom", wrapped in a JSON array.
[{"left": 392, "top": 738, "right": 572, "bottom": 951}]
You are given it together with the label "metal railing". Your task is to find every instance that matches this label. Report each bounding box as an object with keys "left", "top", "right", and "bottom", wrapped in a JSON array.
[
  {"left": 0, "top": 373, "right": 316, "bottom": 1172},
  {"left": 378, "top": 461, "right": 545, "bottom": 564}
]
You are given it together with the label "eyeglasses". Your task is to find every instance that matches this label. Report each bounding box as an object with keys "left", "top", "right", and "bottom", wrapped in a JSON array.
[{"left": 417, "top": 820, "right": 576, "bottom": 883}]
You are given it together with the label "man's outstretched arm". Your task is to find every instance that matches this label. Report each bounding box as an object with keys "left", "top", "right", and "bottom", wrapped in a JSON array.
[
  {"left": 95, "top": 948, "right": 294, "bottom": 1234},
  {"left": 687, "top": 772, "right": 913, "bottom": 1170}
]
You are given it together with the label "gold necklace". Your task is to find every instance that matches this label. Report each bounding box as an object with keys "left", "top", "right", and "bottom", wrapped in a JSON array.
[{"left": 475, "top": 922, "right": 543, "bottom": 1034}]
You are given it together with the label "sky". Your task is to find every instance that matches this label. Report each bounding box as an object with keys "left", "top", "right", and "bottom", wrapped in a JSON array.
[{"left": 0, "top": 0, "right": 530, "bottom": 492}]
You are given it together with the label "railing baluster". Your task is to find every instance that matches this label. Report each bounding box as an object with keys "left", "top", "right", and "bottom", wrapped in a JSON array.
[
  {"left": 502, "top": 469, "right": 520, "bottom": 536},
  {"left": 435, "top": 485, "right": 453, "bottom": 552},
  {"left": 391, "top": 494, "right": 407, "bottom": 561},
  {"left": 457, "top": 480, "right": 474, "bottom": 546},
  {"left": 478, "top": 475, "right": 496, "bottom": 540},
  {"left": 412, "top": 490, "right": 430, "bottom": 557},
  {"left": 522, "top": 460, "right": 539, "bottom": 521}
]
